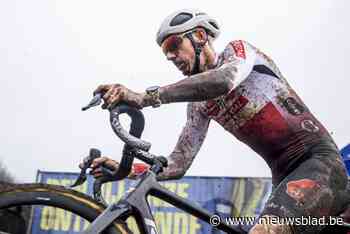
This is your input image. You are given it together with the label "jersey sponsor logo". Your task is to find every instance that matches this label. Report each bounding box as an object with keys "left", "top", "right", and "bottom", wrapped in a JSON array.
[
  {"left": 204, "top": 89, "right": 239, "bottom": 116},
  {"left": 228, "top": 95, "right": 249, "bottom": 116},
  {"left": 231, "top": 40, "right": 246, "bottom": 59},
  {"left": 205, "top": 100, "right": 221, "bottom": 116},
  {"left": 204, "top": 88, "right": 249, "bottom": 124},
  {"left": 301, "top": 119, "right": 319, "bottom": 133},
  {"left": 282, "top": 97, "right": 305, "bottom": 115},
  {"left": 215, "top": 97, "right": 226, "bottom": 109},
  {"left": 286, "top": 179, "right": 321, "bottom": 205},
  {"left": 217, "top": 95, "right": 249, "bottom": 126}
]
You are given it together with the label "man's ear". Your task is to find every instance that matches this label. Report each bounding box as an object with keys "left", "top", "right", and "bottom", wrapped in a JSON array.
[{"left": 193, "top": 28, "right": 208, "bottom": 45}]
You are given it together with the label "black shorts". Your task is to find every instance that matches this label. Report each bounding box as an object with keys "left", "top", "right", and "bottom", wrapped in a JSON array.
[{"left": 260, "top": 140, "right": 349, "bottom": 234}]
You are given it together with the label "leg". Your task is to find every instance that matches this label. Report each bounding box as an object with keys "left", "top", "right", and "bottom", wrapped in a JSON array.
[{"left": 254, "top": 149, "right": 348, "bottom": 234}]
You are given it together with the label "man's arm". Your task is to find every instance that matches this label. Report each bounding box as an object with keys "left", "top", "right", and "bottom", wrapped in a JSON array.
[
  {"left": 94, "top": 42, "right": 256, "bottom": 110},
  {"left": 143, "top": 40, "right": 256, "bottom": 107},
  {"left": 157, "top": 65, "right": 235, "bottom": 104},
  {"left": 156, "top": 102, "right": 210, "bottom": 181}
]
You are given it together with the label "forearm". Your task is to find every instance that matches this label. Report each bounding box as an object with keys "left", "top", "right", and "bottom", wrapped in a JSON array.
[
  {"left": 142, "top": 65, "right": 236, "bottom": 107},
  {"left": 160, "top": 66, "right": 236, "bottom": 103},
  {"left": 157, "top": 103, "right": 209, "bottom": 180},
  {"left": 156, "top": 150, "right": 192, "bottom": 181}
]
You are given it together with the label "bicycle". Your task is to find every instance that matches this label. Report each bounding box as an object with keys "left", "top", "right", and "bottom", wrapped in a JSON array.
[{"left": 0, "top": 93, "right": 350, "bottom": 234}]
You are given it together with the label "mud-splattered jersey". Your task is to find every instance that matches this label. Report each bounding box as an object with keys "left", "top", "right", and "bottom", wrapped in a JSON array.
[{"left": 196, "top": 40, "right": 333, "bottom": 178}]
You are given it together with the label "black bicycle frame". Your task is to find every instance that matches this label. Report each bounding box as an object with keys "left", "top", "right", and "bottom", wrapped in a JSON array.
[{"left": 83, "top": 171, "right": 242, "bottom": 234}]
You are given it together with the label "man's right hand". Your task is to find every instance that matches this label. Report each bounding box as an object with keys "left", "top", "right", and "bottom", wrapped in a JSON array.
[
  {"left": 94, "top": 84, "right": 146, "bottom": 109},
  {"left": 79, "top": 157, "right": 119, "bottom": 178},
  {"left": 79, "top": 157, "right": 150, "bottom": 179}
]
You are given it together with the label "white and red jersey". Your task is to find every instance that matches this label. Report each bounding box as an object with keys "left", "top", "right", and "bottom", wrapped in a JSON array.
[{"left": 197, "top": 40, "right": 333, "bottom": 177}]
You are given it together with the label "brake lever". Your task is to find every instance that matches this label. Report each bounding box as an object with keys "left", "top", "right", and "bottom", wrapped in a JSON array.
[
  {"left": 81, "top": 93, "right": 103, "bottom": 111},
  {"left": 70, "top": 148, "right": 101, "bottom": 188}
]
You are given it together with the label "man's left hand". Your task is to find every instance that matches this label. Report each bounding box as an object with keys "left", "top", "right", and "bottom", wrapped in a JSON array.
[{"left": 94, "top": 84, "right": 145, "bottom": 109}]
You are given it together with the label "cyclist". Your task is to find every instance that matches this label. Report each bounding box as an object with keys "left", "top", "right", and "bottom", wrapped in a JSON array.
[{"left": 85, "top": 9, "right": 349, "bottom": 233}]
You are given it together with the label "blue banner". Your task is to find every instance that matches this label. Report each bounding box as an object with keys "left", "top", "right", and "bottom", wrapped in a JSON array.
[
  {"left": 341, "top": 144, "right": 350, "bottom": 175},
  {"left": 30, "top": 171, "right": 272, "bottom": 234}
]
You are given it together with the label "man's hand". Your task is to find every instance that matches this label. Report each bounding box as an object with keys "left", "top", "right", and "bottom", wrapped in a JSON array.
[
  {"left": 79, "top": 157, "right": 150, "bottom": 179},
  {"left": 94, "top": 84, "right": 145, "bottom": 109},
  {"left": 79, "top": 157, "right": 119, "bottom": 178}
]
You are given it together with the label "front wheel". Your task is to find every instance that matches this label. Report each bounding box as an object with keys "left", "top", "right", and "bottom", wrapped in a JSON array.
[{"left": 0, "top": 183, "right": 131, "bottom": 234}]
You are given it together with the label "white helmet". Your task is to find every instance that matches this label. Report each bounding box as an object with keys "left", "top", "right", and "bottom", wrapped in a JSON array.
[{"left": 156, "top": 9, "right": 220, "bottom": 46}]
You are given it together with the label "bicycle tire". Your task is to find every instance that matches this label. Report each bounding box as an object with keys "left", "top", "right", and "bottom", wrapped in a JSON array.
[{"left": 0, "top": 183, "right": 132, "bottom": 234}]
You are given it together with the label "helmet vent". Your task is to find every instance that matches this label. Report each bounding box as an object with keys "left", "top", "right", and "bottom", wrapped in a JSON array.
[
  {"left": 169, "top": 13, "right": 193, "bottom": 26},
  {"left": 209, "top": 21, "right": 219, "bottom": 29}
]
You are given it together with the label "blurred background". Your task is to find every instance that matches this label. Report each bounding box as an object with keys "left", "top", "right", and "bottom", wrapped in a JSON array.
[{"left": 0, "top": 0, "right": 349, "bottom": 182}]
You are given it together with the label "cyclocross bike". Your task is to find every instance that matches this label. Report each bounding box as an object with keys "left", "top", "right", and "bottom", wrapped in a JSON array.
[{"left": 0, "top": 93, "right": 349, "bottom": 234}]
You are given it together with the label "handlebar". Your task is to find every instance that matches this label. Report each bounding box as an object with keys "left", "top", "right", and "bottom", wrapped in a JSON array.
[
  {"left": 82, "top": 94, "right": 151, "bottom": 151},
  {"left": 109, "top": 104, "right": 151, "bottom": 151},
  {"left": 74, "top": 93, "right": 168, "bottom": 204}
]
